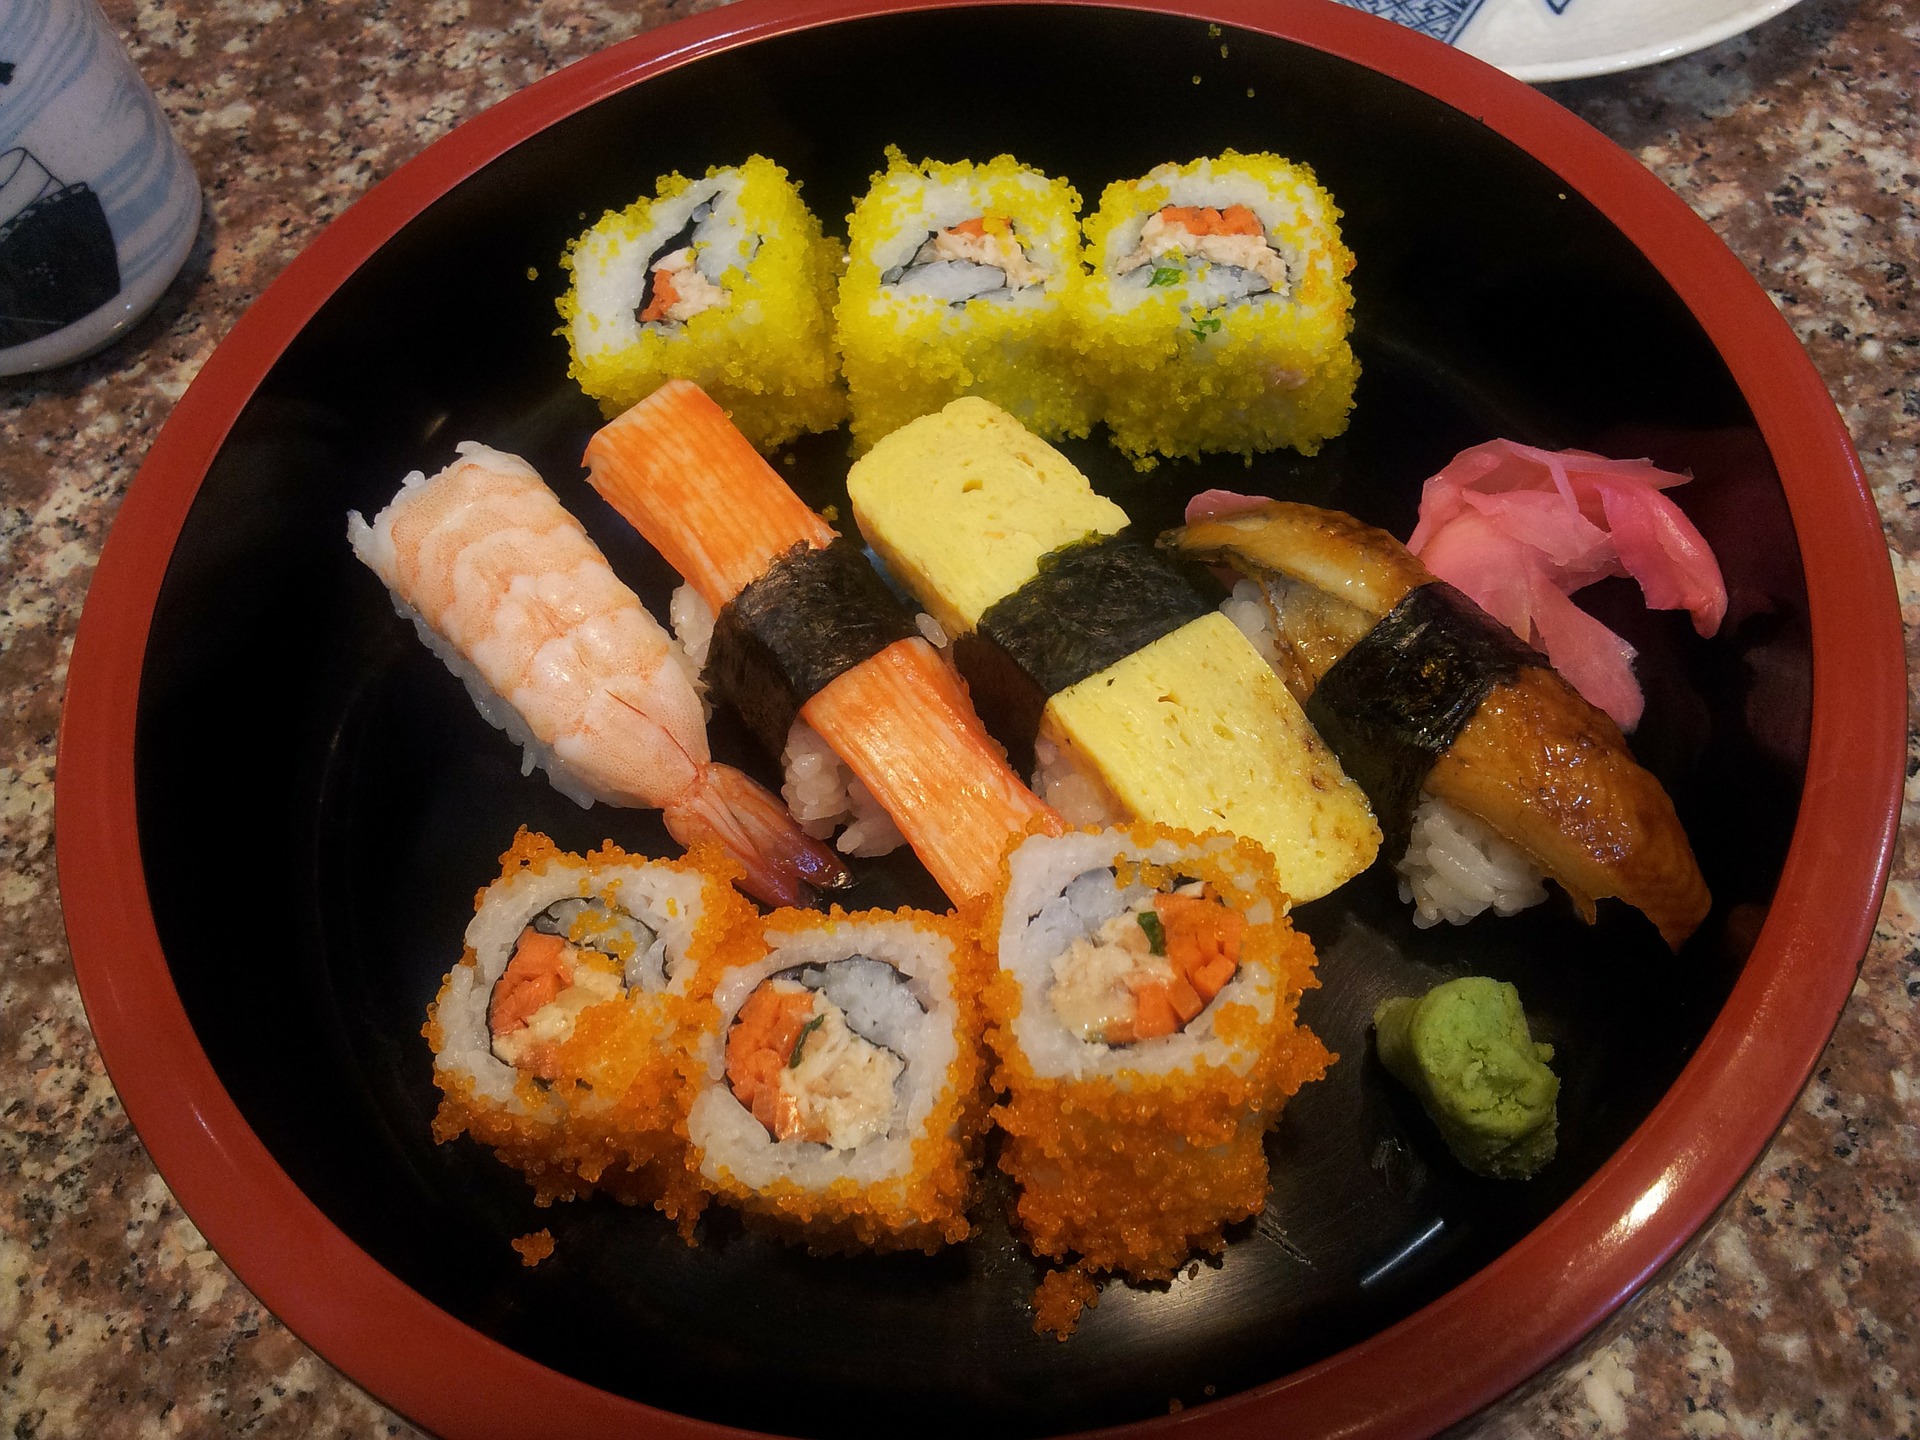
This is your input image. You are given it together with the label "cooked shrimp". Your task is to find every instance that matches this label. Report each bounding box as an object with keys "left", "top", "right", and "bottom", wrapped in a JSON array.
[{"left": 349, "top": 442, "right": 849, "bottom": 905}]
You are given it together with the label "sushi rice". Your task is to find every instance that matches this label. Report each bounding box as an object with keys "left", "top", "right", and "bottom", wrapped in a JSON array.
[{"left": 1396, "top": 794, "right": 1550, "bottom": 927}]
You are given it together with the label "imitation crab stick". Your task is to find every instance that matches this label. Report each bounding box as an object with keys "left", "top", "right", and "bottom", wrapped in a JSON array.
[
  {"left": 584, "top": 380, "right": 1061, "bottom": 904},
  {"left": 583, "top": 380, "right": 834, "bottom": 605}
]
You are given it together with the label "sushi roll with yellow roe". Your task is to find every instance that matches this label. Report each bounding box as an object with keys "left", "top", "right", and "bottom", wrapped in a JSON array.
[
  {"left": 1078, "top": 151, "right": 1360, "bottom": 467},
  {"left": 558, "top": 156, "right": 845, "bottom": 450},
  {"left": 423, "top": 829, "right": 755, "bottom": 1231},
  {"left": 684, "top": 906, "right": 988, "bottom": 1254},
  {"left": 836, "top": 150, "right": 1093, "bottom": 452},
  {"left": 981, "top": 823, "right": 1332, "bottom": 1331}
]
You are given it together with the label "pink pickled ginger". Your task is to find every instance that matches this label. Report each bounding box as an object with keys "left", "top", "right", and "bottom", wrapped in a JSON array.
[{"left": 1408, "top": 440, "right": 1726, "bottom": 731}]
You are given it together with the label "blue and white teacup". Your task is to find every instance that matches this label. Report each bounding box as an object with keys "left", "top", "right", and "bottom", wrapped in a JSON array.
[{"left": 0, "top": 0, "right": 201, "bottom": 376}]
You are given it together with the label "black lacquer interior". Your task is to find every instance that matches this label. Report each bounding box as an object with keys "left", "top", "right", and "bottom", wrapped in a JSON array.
[{"left": 134, "top": 9, "right": 1808, "bottom": 1437}]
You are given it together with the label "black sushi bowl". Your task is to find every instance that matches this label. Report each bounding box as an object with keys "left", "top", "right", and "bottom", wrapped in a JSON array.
[{"left": 57, "top": 1, "right": 1900, "bottom": 1437}]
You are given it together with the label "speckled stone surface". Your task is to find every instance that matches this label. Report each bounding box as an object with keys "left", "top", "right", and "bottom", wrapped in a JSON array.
[{"left": 2, "top": 0, "right": 1914, "bottom": 1435}]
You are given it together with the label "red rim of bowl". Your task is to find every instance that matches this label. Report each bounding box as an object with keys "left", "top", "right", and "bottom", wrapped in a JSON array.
[{"left": 55, "top": 1, "right": 1901, "bottom": 1437}]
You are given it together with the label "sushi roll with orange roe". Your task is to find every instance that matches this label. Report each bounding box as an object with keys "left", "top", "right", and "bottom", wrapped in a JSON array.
[
  {"left": 684, "top": 906, "right": 988, "bottom": 1253},
  {"left": 981, "top": 822, "right": 1331, "bottom": 1330},
  {"left": 424, "top": 829, "right": 756, "bottom": 1230}
]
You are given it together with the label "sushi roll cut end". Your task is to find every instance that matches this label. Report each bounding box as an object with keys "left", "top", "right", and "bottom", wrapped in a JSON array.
[
  {"left": 424, "top": 828, "right": 756, "bottom": 1229},
  {"left": 1078, "top": 151, "right": 1360, "bottom": 467},
  {"left": 559, "top": 156, "right": 846, "bottom": 450},
  {"left": 838, "top": 151, "right": 1094, "bottom": 451},
  {"left": 983, "top": 824, "right": 1333, "bottom": 1299},
  {"left": 687, "top": 906, "right": 990, "bottom": 1254}
]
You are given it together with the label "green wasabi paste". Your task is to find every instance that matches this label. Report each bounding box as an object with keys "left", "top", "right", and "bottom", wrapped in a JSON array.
[{"left": 1373, "top": 976, "right": 1558, "bottom": 1180}]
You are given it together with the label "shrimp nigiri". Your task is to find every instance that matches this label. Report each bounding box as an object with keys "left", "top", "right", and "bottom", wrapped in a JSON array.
[{"left": 348, "top": 442, "right": 848, "bottom": 906}]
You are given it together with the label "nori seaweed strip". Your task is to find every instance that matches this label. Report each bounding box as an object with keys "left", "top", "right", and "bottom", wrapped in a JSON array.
[
  {"left": 1305, "top": 582, "right": 1545, "bottom": 850},
  {"left": 705, "top": 539, "right": 917, "bottom": 755},
  {"left": 956, "top": 532, "right": 1216, "bottom": 774},
  {"left": 950, "top": 630, "right": 1049, "bottom": 776}
]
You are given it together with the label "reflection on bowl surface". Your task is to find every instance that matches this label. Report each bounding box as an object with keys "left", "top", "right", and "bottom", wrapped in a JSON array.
[{"left": 119, "top": 6, "right": 1825, "bottom": 1437}]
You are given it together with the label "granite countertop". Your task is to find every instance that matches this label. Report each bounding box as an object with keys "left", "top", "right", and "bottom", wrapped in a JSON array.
[{"left": 3, "top": 0, "right": 1915, "bottom": 1434}]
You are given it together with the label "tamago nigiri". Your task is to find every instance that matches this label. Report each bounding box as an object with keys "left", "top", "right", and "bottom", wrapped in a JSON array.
[{"left": 348, "top": 442, "right": 848, "bottom": 906}]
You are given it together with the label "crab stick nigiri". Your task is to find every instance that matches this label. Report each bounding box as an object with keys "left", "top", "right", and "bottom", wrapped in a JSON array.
[
  {"left": 348, "top": 442, "right": 848, "bottom": 906},
  {"left": 583, "top": 381, "right": 1062, "bottom": 905}
]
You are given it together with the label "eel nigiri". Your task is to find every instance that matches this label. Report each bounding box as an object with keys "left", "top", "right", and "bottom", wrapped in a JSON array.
[
  {"left": 582, "top": 381, "right": 1061, "bottom": 906},
  {"left": 1166, "top": 501, "right": 1711, "bottom": 949},
  {"left": 348, "top": 442, "right": 848, "bottom": 907}
]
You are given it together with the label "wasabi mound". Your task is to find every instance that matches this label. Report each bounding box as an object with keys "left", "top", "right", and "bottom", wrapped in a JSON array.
[{"left": 1373, "top": 976, "right": 1558, "bottom": 1179}]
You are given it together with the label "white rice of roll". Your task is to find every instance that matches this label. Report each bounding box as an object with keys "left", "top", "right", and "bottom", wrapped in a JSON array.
[
  {"left": 858, "top": 164, "right": 1078, "bottom": 308},
  {"left": 433, "top": 848, "right": 705, "bottom": 1107},
  {"left": 557, "top": 156, "right": 845, "bottom": 450},
  {"left": 567, "top": 170, "right": 764, "bottom": 365}
]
